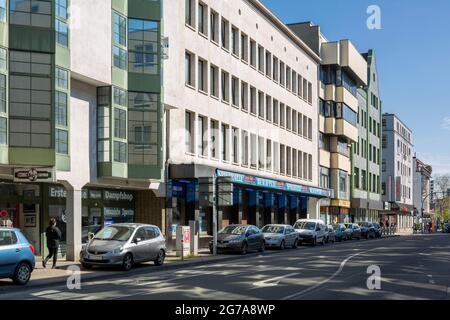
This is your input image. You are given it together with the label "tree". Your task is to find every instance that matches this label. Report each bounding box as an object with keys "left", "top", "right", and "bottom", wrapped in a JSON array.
[{"left": 433, "top": 174, "right": 450, "bottom": 221}]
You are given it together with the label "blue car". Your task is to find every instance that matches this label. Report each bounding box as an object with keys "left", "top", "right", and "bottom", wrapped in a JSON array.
[{"left": 0, "top": 228, "right": 36, "bottom": 285}]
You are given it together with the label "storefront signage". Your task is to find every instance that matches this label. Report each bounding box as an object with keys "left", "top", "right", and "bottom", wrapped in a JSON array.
[
  {"left": 89, "top": 190, "right": 102, "bottom": 200},
  {"left": 103, "top": 191, "right": 134, "bottom": 202},
  {"left": 331, "top": 199, "right": 351, "bottom": 208},
  {"left": 14, "top": 167, "right": 55, "bottom": 183},
  {"left": 49, "top": 186, "right": 67, "bottom": 198},
  {"left": 216, "top": 170, "right": 332, "bottom": 198}
]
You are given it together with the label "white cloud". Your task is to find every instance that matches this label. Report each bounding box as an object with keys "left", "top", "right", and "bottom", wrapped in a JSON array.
[{"left": 441, "top": 117, "right": 450, "bottom": 131}]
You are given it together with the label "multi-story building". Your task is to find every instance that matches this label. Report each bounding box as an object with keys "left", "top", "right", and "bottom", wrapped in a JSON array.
[
  {"left": 0, "top": 0, "right": 166, "bottom": 261},
  {"left": 413, "top": 156, "right": 432, "bottom": 219},
  {"left": 381, "top": 113, "right": 414, "bottom": 230},
  {"left": 163, "top": 0, "right": 332, "bottom": 247},
  {"left": 289, "top": 22, "right": 368, "bottom": 224},
  {"left": 350, "top": 50, "right": 383, "bottom": 223}
]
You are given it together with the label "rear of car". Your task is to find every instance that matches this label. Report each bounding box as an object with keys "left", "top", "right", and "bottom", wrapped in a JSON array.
[{"left": 0, "top": 228, "right": 36, "bottom": 285}]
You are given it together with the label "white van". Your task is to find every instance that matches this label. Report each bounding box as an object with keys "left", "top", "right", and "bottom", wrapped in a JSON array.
[{"left": 293, "top": 219, "right": 327, "bottom": 246}]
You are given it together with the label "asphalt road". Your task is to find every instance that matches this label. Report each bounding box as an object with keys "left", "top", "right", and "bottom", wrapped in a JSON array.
[{"left": 2, "top": 234, "right": 450, "bottom": 300}]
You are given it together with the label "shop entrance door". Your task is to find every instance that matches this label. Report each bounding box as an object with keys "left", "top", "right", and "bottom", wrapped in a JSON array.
[{"left": 82, "top": 207, "right": 104, "bottom": 243}]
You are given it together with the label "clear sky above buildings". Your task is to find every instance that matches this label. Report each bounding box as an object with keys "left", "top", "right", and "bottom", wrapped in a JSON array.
[{"left": 261, "top": 0, "right": 450, "bottom": 175}]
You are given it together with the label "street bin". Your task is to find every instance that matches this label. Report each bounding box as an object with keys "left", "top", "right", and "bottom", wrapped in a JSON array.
[{"left": 176, "top": 225, "right": 191, "bottom": 257}]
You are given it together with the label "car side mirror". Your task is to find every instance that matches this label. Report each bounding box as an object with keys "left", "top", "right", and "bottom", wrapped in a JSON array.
[{"left": 134, "top": 237, "right": 142, "bottom": 244}]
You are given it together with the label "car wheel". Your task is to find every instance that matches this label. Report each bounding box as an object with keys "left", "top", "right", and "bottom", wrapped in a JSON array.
[
  {"left": 154, "top": 249, "right": 165, "bottom": 266},
  {"left": 13, "top": 262, "right": 31, "bottom": 285},
  {"left": 122, "top": 253, "right": 134, "bottom": 271},
  {"left": 241, "top": 242, "right": 248, "bottom": 255},
  {"left": 258, "top": 241, "right": 265, "bottom": 253},
  {"left": 280, "top": 240, "right": 285, "bottom": 250}
]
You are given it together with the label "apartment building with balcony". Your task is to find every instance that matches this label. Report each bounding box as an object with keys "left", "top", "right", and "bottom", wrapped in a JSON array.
[
  {"left": 350, "top": 49, "right": 383, "bottom": 223},
  {"left": 289, "top": 22, "right": 367, "bottom": 224},
  {"left": 0, "top": 0, "right": 165, "bottom": 261},
  {"left": 163, "top": 0, "right": 332, "bottom": 247},
  {"left": 381, "top": 113, "right": 414, "bottom": 230}
]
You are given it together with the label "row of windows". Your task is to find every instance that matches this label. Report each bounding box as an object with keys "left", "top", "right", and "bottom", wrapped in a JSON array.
[
  {"left": 185, "top": 52, "right": 314, "bottom": 140},
  {"left": 113, "top": 12, "right": 160, "bottom": 75},
  {"left": 319, "top": 99, "right": 357, "bottom": 126},
  {"left": 354, "top": 167, "right": 380, "bottom": 194},
  {"left": 381, "top": 182, "right": 411, "bottom": 199},
  {"left": 185, "top": 110, "right": 313, "bottom": 181},
  {"left": 185, "top": 0, "right": 314, "bottom": 105},
  {"left": 358, "top": 108, "right": 380, "bottom": 138},
  {"left": 354, "top": 138, "right": 380, "bottom": 165}
]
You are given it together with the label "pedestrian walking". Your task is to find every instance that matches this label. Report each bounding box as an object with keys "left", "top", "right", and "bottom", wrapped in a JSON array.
[{"left": 43, "top": 218, "right": 62, "bottom": 269}]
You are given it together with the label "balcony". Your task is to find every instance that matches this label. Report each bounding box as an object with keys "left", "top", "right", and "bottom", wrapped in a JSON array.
[
  {"left": 324, "top": 84, "right": 335, "bottom": 101},
  {"left": 331, "top": 152, "right": 351, "bottom": 172},
  {"left": 335, "top": 86, "right": 358, "bottom": 112},
  {"left": 335, "top": 119, "right": 358, "bottom": 142},
  {"left": 324, "top": 117, "right": 336, "bottom": 135},
  {"left": 319, "top": 149, "right": 330, "bottom": 168}
]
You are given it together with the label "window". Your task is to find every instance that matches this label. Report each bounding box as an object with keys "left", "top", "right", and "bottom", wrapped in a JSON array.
[
  {"left": 286, "top": 106, "right": 291, "bottom": 130},
  {"left": 221, "top": 18, "right": 229, "bottom": 50},
  {"left": 221, "top": 70, "right": 229, "bottom": 102},
  {"left": 258, "top": 136, "right": 265, "bottom": 170},
  {"left": 337, "top": 138, "right": 349, "bottom": 157},
  {"left": 292, "top": 110, "right": 297, "bottom": 134},
  {"left": 280, "top": 103, "right": 285, "bottom": 128},
  {"left": 185, "top": 0, "right": 195, "bottom": 27},
  {"left": 292, "top": 148, "right": 297, "bottom": 177},
  {"left": 307, "top": 82, "right": 313, "bottom": 104},
  {"left": 56, "top": 20, "right": 68, "bottom": 47},
  {"left": 297, "top": 74, "right": 303, "bottom": 98},
  {"left": 231, "top": 76, "right": 239, "bottom": 107},
  {"left": 302, "top": 116, "right": 307, "bottom": 138},
  {"left": 272, "top": 56, "right": 279, "bottom": 81},
  {"left": 336, "top": 69, "right": 357, "bottom": 97},
  {"left": 258, "top": 91, "right": 264, "bottom": 118},
  {"left": 0, "top": 117, "right": 6, "bottom": 145},
  {"left": 97, "top": 87, "right": 111, "bottom": 161},
  {"left": 250, "top": 133, "right": 257, "bottom": 168},
  {"left": 221, "top": 124, "right": 229, "bottom": 161},
  {"left": 286, "top": 66, "right": 291, "bottom": 91},
  {"left": 10, "top": 0, "right": 52, "bottom": 27},
  {"left": 128, "top": 92, "right": 159, "bottom": 166},
  {"left": 319, "top": 133, "right": 330, "bottom": 151},
  {"left": 273, "top": 142, "right": 279, "bottom": 173},
  {"left": 292, "top": 71, "right": 297, "bottom": 95},
  {"left": 250, "top": 86, "right": 257, "bottom": 114},
  {"left": 55, "top": 0, "right": 67, "bottom": 19},
  {"left": 286, "top": 146, "right": 291, "bottom": 176},
  {"left": 55, "top": 67, "right": 68, "bottom": 89},
  {"left": 280, "top": 144, "right": 285, "bottom": 174},
  {"left": 320, "top": 166, "right": 329, "bottom": 188},
  {"left": 210, "top": 65, "right": 218, "bottom": 98},
  {"left": 185, "top": 111, "right": 194, "bottom": 153},
  {"left": 280, "top": 61, "right": 285, "bottom": 86},
  {"left": 113, "top": 46, "right": 127, "bottom": 70},
  {"left": 272, "top": 99, "right": 279, "bottom": 125},
  {"left": 298, "top": 151, "right": 303, "bottom": 179},
  {"left": 114, "top": 141, "right": 127, "bottom": 163},
  {"left": 361, "top": 170, "right": 367, "bottom": 191},
  {"left": 114, "top": 108, "right": 126, "bottom": 139},
  {"left": 339, "top": 170, "right": 347, "bottom": 195},
  {"left": 308, "top": 118, "right": 312, "bottom": 140},
  {"left": 241, "top": 130, "right": 249, "bottom": 165},
  {"left": 354, "top": 167, "right": 360, "bottom": 189},
  {"left": 56, "top": 129, "right": 68, "bottom": 154},
  {"left": 197, "top": 115, "right": 207, "bottom": 157},
  {"left": 113, "top": 12, "right": 127, "bottom": 65},
  {"left": 302, "top": 78, "right": 308, "bottom": 100},
  {"left": 232, "top": 127, "right": 239, "bottom": 164},
  {"left": 210, "top": 119, "right": 218, "bottom": 159},
  {"left": 250, "top": 39, "right": 256, "bottom": 68},
  {"left": 303, "top": 152, "right": 308, "bottom": 180},
  {"left": 198, "top": 58, "right": 207, "bottom": 92},
  {"left": 210, "top": 10, "right": 219, "bottom": 43},
  {"left": 128, "top": 19, "right": 159, "bottom": 74},
  {"left": 308, "top": 154, "right": 313, "bottom": 181},
  {"left": 297, "top": 113, "right": 302, "bottom": 136},
  {"left": 113, "top": 87, "right": 127, "bottom": 107},
  {"left": 185, "top": 51, "right": 195, "bottom": 87},
  {"left": 198, "top": 2, "right": 207, "bottom": 36},
  {"left": 266, "top": 139, "right": 272, "bottom": 171},
  {"left": 0, "top": 0, "right": 6, "bottom": 23},
  {"left": 335, "top": 103, "right": 357, "bottom": 126},
  {"left": 240, "top": 33, "right": 248, "bottom": 62},
  {"left": 265, "top": 51, "right": 271, "bottom": 78},
  {"left": 0, "top": 74, "right": 6, "bottom": 113},
  {"left": 265, "top": 95, "right": 272, "bottom": 122},
  {"left": 258, "top": 45, "right": 264, "bottom": 73},
  {"left": 241, "top": 81, "right": 248, "bottom": 111},
  {"left": 0, "top": 230, "right": 18, "bottom": 246},
  {"left": 231, "top": 26, "right": 239, "bottom": 56},
  {"left": 55, "top": 91, "right": 67, "bottom": 126}
]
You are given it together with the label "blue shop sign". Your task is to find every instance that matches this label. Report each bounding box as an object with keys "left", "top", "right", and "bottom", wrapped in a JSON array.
[{"left": 216, "top": 169, "right": 332, "bottom": 198}]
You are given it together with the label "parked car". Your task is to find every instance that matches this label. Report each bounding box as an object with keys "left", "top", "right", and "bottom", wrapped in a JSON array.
[
  {"left": 293, "top": 219, "right": 327, "bottom": 246},
  {"left": 80, "top": 223, "right": 166, "bottom": 271},
  {"left": 358, "top": 222, "right": 376, "bottom": 239},
  {"left": 442, "top": 223, "right": 450, "bottom": 233},
  {"left": 325, "top": 225, "right": 336, "bottom": 243},
  {"left": 332, "top": 223, "right": 350, "bottom": 241},
  {"left": 372, "top": 223, "right": 383, "bottom": 238},
  {"left": 209, "top": 225, "right": 265, "bottom": 255},
  {"left": 261, "top": 224, "right": 298, "bottom": 250},
  {"left": 344, "top": 223, "right": 362, "bottom": 240},
  {"left": 0, "top": 228, "right": 36, "bottom": 285}
]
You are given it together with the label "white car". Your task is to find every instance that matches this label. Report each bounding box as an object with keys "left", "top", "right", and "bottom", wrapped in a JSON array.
[
  {"left": 293, "top": 219, "right": 327, "bottom": 246},
  {"left": 261, "top": 224, "right": 299, "bottom": 250}
]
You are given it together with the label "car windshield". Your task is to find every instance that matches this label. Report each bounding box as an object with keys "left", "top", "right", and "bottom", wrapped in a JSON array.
[
  {"left": 219, "top": 226, "right": 247, "bottom": 235},
  {"left": 94, "top": 226, "right": 134, "bottom": 241},
  {"left": 261, "top": 225, "right": 285, "bottom": 234},
  {"left": 294, "top": 221, "right": 316, "bottom": 230}
]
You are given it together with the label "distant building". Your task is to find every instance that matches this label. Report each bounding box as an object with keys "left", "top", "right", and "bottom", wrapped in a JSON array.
[{"left": 412, "top": 157, "right": 432, "bottom": 218}]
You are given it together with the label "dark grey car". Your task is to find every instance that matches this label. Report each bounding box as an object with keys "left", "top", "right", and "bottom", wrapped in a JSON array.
[
  {"left": 209, "top": 225, "right": 265, "bottom": 255},
  {"left": 80, "top": 223, "right": 166, "bottom": 271}
]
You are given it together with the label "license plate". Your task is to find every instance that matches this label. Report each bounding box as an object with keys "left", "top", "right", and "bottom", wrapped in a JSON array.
[{"left": 89, "top": 254, "right": 103, "bottom": 261}]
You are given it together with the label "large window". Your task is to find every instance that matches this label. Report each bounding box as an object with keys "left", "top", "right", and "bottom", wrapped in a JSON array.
[
  {"left": 113, "top": 87, "right": 127, "bottom": 107},
  {"left": 55, "top": 0, "right": 67, "bottom": 19},
  {"left": 114, "top": 141, "right": 127, "bottom": 163},
  {"left": 241, "top": 130, "right": 249, "bottom": 166},
  {"left": 210, "top": 119, "right": 218, "bottom": 159},
  {"left": 198, "top": 2, "right": 207, "bottom": 36},
  {"left": 185, "top": 111, "right": 194, "bottom": 154},
  {"left": 97, "top": 87, "right": 111, "bottom": 162},
  {"left": 197, "top": 115, "right": 207, "bottom": 157},
  {"left": 198, "top": 58, "right": 207, "bottom": 92},
  {"left": 128, "top": 92, "right": 159, "bottom": 166},
  {"left": 185, "top": 0, "right": 195, "bottom": 27},
  {"left": 0, "top": 117, "right": 6, "bottom": 145},
  {"left": 56, "top": 18, "right": 68, "bottom": 47},
  {"left": 210, "top": 64, "right": 218, "bottom": 98},
  {"left": 210, "top": 10, "right": 219, "bottom": 43},
  {"left": 9, "top": 51, "right": 52, "bottom": 148},
  {"left": 335, "top": 103, "right": 357, "bottom": 126},
  {"left": 221, "top": 18, "right": 229, "bottom": 50},
  {"left": 185, "top": 51, "right": 195, "bottom": 87},
  {"left": 55, "top": 128, "right": 68, "bottom": 154},
  {"left": 114, "top": 108, "right": 126, "bottom": 139},
  {"left": 0, "top": 74, "right": 6, "bottom": 114},
  {"left": 337, "top": 69, "right": 357, "bottom": 96},
  {"left": 128, "top": 19, "right": 158, "bottom": 74},
  {"left": 10, "top": 0, "right": 52, "bottom": 27},
  {"left": 0, "top": 0, "right": 6, "bottom": 23},
  {"left": 221, "top": 124, "right": 229, "bottom": 161},
  {"left": 113, "top": 12, "right": 127, "bottom": 70},
  {"left": 55, "top": 91, "right": 67, "bottom": 126},
  {"left": 56, "top": 67, "right": 68, "bottom": 89},
  {"left": 320, "top": 166, "right": 329, "bottom": 188},
  {"left": 232, "top": 127, "right": 239, "bottom": 164}
]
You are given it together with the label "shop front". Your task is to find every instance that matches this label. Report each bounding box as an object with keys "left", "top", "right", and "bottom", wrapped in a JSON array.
[{"left": 380, "top": 202, "right": 414, "bottom": 231}]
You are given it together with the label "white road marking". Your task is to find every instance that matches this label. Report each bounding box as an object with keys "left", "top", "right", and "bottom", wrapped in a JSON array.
[
  {"left": 281, "top": 247, "right": 381, "bottom": 300},
  {"left": 252, "top": 273, "right": 300, "bottom": 288},
  {"left": 32, "top": 290, "right": 60, "bottom": 297}
]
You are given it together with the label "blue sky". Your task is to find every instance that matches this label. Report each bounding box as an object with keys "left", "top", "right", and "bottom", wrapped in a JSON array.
[{"left": 261, "top": 0, "right": 450, "bottom": 175}]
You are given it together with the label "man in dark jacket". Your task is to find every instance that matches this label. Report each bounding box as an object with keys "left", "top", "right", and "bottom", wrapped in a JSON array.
[{"left": 43, "top": 218, "right": 62, "bottom": 269}]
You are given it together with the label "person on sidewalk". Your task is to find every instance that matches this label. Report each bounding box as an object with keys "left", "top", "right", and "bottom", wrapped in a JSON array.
[{"left": 43, "top": 218, "right": 62, "bottom": 269}]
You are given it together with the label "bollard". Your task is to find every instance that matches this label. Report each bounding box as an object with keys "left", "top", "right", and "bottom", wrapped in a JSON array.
[{"left": 180, "top": 239, "right": 184, "bottom": 261}]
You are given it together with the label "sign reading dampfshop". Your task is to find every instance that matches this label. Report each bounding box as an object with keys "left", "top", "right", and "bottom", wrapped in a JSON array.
[
  {"left": 216, "top": 169, "right": 333, "bottom": 198},
  {"left": 103, "top": 191, "right": 134, "bottom": 202},
  {"left": 14, "top": 167, "right": 55, "bottom": 183}
]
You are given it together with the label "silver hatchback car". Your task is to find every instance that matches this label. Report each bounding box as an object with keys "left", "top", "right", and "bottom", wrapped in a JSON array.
[{"left": 80, "top": 223, "right": 166, "bottom": 271}]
